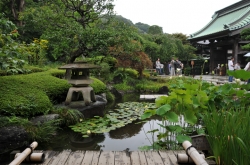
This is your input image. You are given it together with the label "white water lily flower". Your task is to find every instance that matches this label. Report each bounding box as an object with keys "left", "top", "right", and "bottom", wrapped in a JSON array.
[
  {"left": 87, "top": 130, "right": 91, "bottom": 134},
  {"left": 169, "top": 76, "right": 172, "bottom": 79},
  {"left": 179, "top": 75, "right": 182, "bottom": 77}
]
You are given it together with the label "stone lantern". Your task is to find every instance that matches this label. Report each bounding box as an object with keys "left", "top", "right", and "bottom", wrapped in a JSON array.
[{"left": 59, "top": 61, "right": 101, "bottom": 106}]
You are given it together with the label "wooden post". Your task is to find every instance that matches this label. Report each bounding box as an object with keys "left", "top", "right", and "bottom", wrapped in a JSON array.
[{"left": 9, "top": 141, "right": 38, "bottom": 165}]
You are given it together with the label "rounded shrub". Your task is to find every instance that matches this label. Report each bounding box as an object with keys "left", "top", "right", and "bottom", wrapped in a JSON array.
[
  {"left": 0, "top": 70, "right": 71, "bottom": 117},
  {"left": 90, "top": 77, "right": 107, "bottom": 94}
]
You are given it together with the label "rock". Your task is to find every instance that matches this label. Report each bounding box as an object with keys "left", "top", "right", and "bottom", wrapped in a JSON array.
[
  {"left": 0, "top": 126, "right": 29, "bottom": 154},
  {"left": 57, "top": 94, "right": 108, "bottom": 118},
  {"left": 110, "top": 87, "right": 123, "bottom": 100},
  {"left": 96, "top": 93, "right": 108, "bottom": 103},
  {"left": 157, "top": 86, "right": 170, "bottom": 95},
  {"left": 30, "top": 114, "right": 60, "bottom": 125}
]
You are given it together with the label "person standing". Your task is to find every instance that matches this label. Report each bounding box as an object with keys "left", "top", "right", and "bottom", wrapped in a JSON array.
[
  {"left": 176, "top": 58, "right": 182, "bottom": 76},
  {"left": 244, "top": 61, "right": 250, "bottom": 84},
  {"left": 168, "top": 62, "right": 171, "bottom": 75},
  {"left": 228, "top": 57, "right": 234, "bottom": 82},
  {"left": 156, "top": 58, "right": 161, "bottom": 75},
  {"left": 170, "top": 57, "right": 176, "bottom": 76}
]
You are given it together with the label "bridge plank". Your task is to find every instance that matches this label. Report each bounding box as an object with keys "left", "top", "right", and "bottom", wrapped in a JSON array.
[
  {"left": 137, "top": 151, "right": 147, "bottom": 165},
  {"left": 159, "top": 150, "right": 178, "bottom": 165},
  {"left": 130, "top": 151, "right": 141, "bottom": 165},
  {"left": 91, "top": 151, "right": 101, "bottom": 165},
  {"left": 98, "top": 151, "right": 114, "bottom": 165},
  {"left": 56, "top": 150, "right": 71, "bottom": 165},
  {"left": 114, "top": 151, "right": 130, "bottom": 165},
  {"left": 144, "top": 151, "right": 164, "bottom": 165},
  {"left": 81, "top": 151, "right": 95, "bottom": 165},
  {"left": 65, "top": 150, "right": 85, "bottom": 165},
  {"left": 40, "top": 151, "right": 59, "bottom": 165},
  {"left": 46, "top": 150, "right": 70, "bottom": 165}
]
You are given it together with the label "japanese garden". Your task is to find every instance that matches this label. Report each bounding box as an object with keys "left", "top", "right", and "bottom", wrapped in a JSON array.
[{"left": 1, "top": 0, "right": 250, "bottom": 165}]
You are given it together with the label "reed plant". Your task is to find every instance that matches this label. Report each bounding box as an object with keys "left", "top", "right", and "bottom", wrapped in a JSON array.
[{"left": 203, "top": 108, "right": 250, "bottom": 165}]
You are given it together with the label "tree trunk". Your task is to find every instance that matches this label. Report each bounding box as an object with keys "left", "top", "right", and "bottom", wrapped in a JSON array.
[{"left": 11, "top": 0, "right": 25, "bottom": 26}]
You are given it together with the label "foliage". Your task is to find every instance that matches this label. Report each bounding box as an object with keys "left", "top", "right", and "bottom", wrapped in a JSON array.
[
  {"left": 148, "top": 25, "right": 163, "bottom": 35},
  {"left": 52, "top": 108, "right": 84, "bottom": 126},
  {"left": 113, "top": 15, "right": 134, "bottom": 26},
  {"left": 106, "top": 91, "right": 115, "bottom": 102},
  {"left": 183, "top": 66, "right": 191, "bottom": 76},
  {"left": 135, "top": 22, "right": 150, "bottom": 33},
  {"left": 90, "top": 77, "right": 108, "bottom": 94},
  {"left": 0, "top": 15, "right": 16, "bottom": 34},
  {"left": 203, "top": 108, "right": 250, "bottom": 165},
  {"left": 0, "top": 70, "right": 70, "bottom": 117},
  {"left": 70, "top": 102, "right": 156, "bottom": 137},
  {"left": 0, "top": 27, "right": 48, "bottom": 75},
  {"left": 0, "top": 116, "right": 60, "bottom": 143},
  {"left": 240, "top": 28, "right": 250, "bottom": 50},
  {"left": 227, "top": 69, "right": 250, "bottom": 81}
]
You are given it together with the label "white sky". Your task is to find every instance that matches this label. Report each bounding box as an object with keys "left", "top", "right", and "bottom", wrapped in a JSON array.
[{"left": 113, "top": 0, "right": 241, "bottom": 36}]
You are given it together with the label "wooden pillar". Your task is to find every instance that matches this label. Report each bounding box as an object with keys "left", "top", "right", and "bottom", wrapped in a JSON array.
[
  {"left": 209, "top": 44, "right": 215, "bottom": 73},
  {"left": 233, "top": 37, "right": 239, "bottom": 62}
]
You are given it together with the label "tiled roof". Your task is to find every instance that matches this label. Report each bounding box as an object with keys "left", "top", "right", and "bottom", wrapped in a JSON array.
[{"left": 189, "top": 0, "right": 250, "bottom": 41}]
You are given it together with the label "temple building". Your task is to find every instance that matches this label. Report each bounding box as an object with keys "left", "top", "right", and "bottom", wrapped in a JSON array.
[{"left": 188, "top": 0, "right": 250, "bottom": 73}]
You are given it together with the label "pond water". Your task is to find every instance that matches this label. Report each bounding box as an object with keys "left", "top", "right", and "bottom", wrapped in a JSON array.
[{"left": 37, "top": 93, "right": 161, "bottom": 152}]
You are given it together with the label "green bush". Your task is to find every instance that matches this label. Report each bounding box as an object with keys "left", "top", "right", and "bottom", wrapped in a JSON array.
[
  {"left": 0, "top": 68, "right": 108, "bottom": 117},
  {"left": 0, "top": 70, "right": 70, "bottom": 117},
  {"left": 90, "top": 77, "right": 107, "bottom": 94},
  {"left": 23, "top": 65, "right": 45, "bottom": 73}
]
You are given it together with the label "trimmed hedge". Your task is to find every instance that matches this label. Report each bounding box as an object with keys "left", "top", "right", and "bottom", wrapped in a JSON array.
[{"left": 0, "top": 69, "right": 107, "bottom": 117}]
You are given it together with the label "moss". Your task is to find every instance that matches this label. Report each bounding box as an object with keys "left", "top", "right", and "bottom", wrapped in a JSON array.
[
  {"left": 106, "top": 91, "right": 115, "bottom": 102},
  {"left": 90, "top": 77, "right": 107, "bottom": 94},
  {"left": 23, "top": 65, "right": 45, "bottom": 73},
  {"left": 0, "top": 70, "right": 70, "bottom": 117},
  {"left": 0, "top": 69, "right": 109, "bottom": 117}
]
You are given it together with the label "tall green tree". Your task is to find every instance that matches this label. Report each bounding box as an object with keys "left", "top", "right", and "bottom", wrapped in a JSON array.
[
  {"left": 20, "top": 0, "right": 115, "bottom": 62},
  {"left": 135, "top": 22, "right": 150, "bottom": 33},
  {"left": 148, "top": 25, "right": 163, "bottom": 35},
  {"left": 241, "top": 28, "right": 250, "bottom": 50}
]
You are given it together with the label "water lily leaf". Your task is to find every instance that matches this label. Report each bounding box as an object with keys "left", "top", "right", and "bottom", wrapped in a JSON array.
[
  {"left": 156, "top": 104, "right": 171, "bottom": 116},
  {"left": 176, "top": 135, "right": 192, "bottom": 143},
  {"left": 82, "top": 135, "right": 89, "bottom": 138}
]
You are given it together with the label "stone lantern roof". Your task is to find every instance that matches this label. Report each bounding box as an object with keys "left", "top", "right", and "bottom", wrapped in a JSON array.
[{"left": 59, "top": 61, "right": 101, "bottom": 69}]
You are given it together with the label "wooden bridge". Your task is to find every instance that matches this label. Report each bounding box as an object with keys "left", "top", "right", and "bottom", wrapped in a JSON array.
[{"left": 17, "top": 150, "right": 216, "bottom": 165}]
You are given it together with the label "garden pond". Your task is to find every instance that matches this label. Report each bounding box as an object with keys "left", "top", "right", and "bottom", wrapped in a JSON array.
[
  {"left": 36, "top": 93, "right": 158, "bottom": 151},
  {"left": 36, "top": 93, "right": 195, "bottom": 152}
]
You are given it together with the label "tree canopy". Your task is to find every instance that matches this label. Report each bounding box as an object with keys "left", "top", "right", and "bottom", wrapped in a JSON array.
[{"left": 0, "top": 0, "right": 197, "bottom": 74}]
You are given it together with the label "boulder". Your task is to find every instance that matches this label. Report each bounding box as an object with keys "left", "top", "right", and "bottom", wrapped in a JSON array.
[
  {"left": 0, "top": 126, "right": 29, "bottom": 154},
  {"left": 30, "top": 114, "right": 60, "bottom": 125},
  {"left": 157, "top": 86, "right": 170, "bottom": 95}
]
